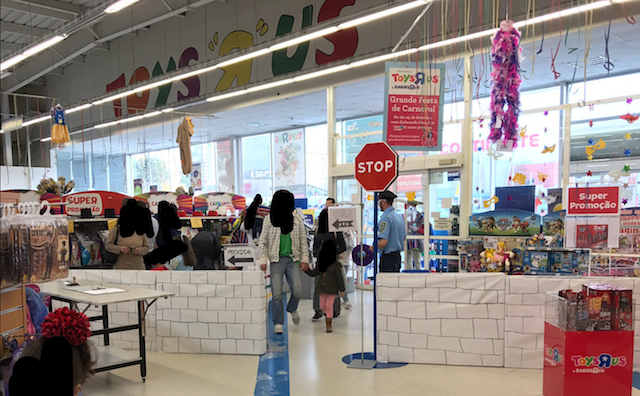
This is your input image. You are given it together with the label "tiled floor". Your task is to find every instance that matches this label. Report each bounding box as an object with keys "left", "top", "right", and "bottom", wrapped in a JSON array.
[{"left": 82, "top": 290, "right": 640, "bottom": 396}]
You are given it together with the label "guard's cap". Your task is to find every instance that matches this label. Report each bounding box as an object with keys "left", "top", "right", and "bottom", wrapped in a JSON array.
[{"left": 379, "top": 190, "right": 397, "bottom": 201}]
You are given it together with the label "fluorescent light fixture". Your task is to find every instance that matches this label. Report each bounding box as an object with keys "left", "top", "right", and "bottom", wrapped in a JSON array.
[
  {"left": 338, "top": 0, "right": 429, "bottom": 29},
  {"left": 513, "top": 1, "right": 609, "bottom": 28},
  {"left": 206, "top": 90, "right": 248, "bottom": 102},
  {"left": 217, "top": 49, "right": 272, "bottom": 68},
  {"left": 1, "top": 55, "right": 26, "bottom": 71},
  {"left": 143, "top": 111, "right": 162, "bottom": 118},
  {"left": 270, "top": 27, "right": 340, "bottom": 51},
  {"left": 40, "top": 137, "right": 52, "bottom": 142},
  {"left": 23, "top": 115, "right": 52, "bottom": 127},
  {"left": 419, "top": 28, "right": 498, "bottom": 51},
  {"left": 132, "top": 79, "right": 172, "bottom": 93},
  {"left": 172, "top": 65, "right": 218, "bottom": 81},
  {"left": 162, "top": 108, "right": 175, "bottom": 113},
  {"left": 23, "top": 35, "right": 66, "bottom": 57},
  {"left": 93, "top": 90, "right": 136, "bottom": 105},
  {"left": 66, "top": 103, "right": 93, "bottom": 114},
  {"left": 245, "top": 79, "right": 294, "bottom": 93},
  {"left": 350, "top": 48, "right": 419, "bottom": 67},
  {"left": 105, "top": 0, "right": 141, "bottom": 14},
  {"left": 293, "top": 65, "right": 350, "bottom": 82}
]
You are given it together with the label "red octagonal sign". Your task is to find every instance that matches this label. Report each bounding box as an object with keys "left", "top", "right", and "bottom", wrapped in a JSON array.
[{"left": 355, "top": 142, "right": 398, "bottom": 192}]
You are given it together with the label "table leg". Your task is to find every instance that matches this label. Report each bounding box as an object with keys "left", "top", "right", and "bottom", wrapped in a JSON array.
[
  {"left": 102, "top": 305, "right": 110, "bottom": 346},
  {"left": 138, "top": 300, "right": 146, "bottom": 382}
]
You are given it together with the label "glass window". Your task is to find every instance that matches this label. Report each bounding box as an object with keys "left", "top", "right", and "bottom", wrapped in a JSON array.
[
  {"left": 338, "top": 115, "right": 383, "bottom": 164},
  {"left": 272, "top": 129, "right": 305, "bottom": 198},
  {"left": 305, "top": 124, "right": 329, "bottom": 208},
  {"left": 109, "top": 154, "right": 126, "bottom": 194},
  {"left": 216, "top": 140, "right": 233, "bottom": 193},
  {"left": 242, "top": 134, "right": 272, "bottom": 199}
]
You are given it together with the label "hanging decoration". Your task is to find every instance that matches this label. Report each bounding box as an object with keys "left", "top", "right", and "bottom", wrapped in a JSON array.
[
  {"left": 627, "top": 98, "right": 633, "bottom": 104},
  {"left": 625, "top": 149, "right": 631, "bottom": 157},
  {"left": 586, "top": 170, "right": 593, "bottom": 177},
  {"left": 537, "top": 172, "right": 548, "bottom": 183},
  {"left": 585, "top": 139, "right": 606, "bottom": 156},
  {"left": 589, "top": 120, "right": 594, "bottom": 127},
  {"left": 488, "top": 20, "right": 522, "bottom": 147},
  {"left": 588, "top": 138, "right": 595, "bottom": 145},
  {"left": 623, "top": 183, "right": 630, "bottom": 189},
  {"left": 541, "top": 145, "right": 556, "bottom": 154},
  {"left": 620, "top": 113, "right": 639, "bottom": 124},
  {"left": 519, "top": 126, "right": 527, "bottom": 138},
  {"left": 625, "top": 133, "right": 632, "bottom": 140},
  {"left": 483, "top": 196, "right": 499, "bottom": 208},
  {"left": 512, "top": 173, "right": 526, "bottom": 185},
  {"left": 50, "top": 104, "right": 71, "bottom": 145},
  {"left": 622, "top": 199, "right": 629, "bottom": 205},
  {"left": 486, "top": 146, "right": 504, "bottom": 160},
  {"left": 587, "top": 155, "right": 594, "bottom": 161}
]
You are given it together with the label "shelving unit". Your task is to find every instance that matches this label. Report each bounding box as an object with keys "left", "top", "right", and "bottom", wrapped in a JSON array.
[{"left": 0, "top": 285, "right": 29, "bottom": 356}]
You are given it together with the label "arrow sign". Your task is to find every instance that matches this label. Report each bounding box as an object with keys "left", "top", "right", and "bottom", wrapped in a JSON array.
[
  {"left": 228, "top": 256, "right": 253, "bottom": 265},
  {"left": 332, "top": 219, "right": 354, "bottom": 230},
  {"left": 328, "top": 206, "right": 358, "bottom": 232},
  {"left": 223, "top": 246, "right": 256, "bottom": 268}
]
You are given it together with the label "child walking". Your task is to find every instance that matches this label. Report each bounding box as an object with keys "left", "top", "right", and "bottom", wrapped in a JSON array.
[{"left": 306, "top": 234, "right": 345, "bottom": 332}]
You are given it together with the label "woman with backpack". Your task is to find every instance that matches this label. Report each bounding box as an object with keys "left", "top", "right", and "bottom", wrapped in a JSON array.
[{"left": 104, "top": 199, "right": 151, "bottom": 270}]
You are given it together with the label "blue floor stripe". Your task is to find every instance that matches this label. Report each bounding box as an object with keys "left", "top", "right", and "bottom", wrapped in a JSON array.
[{"left": 254, "top": 294, "right": 290, "bottom": 396}]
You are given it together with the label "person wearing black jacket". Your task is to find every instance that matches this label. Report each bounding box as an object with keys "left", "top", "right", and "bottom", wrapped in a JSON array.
[
  {"left": 310, "top": 208, "right": 346, "bottom": 321},
  {"left": 190, "top": 231, "right": 222, "bottom": 270}
]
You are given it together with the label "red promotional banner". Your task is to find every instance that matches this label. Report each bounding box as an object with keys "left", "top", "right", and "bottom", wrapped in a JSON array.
[
  {"left": 64, "top": 191, "right": 131, "bottom": 216},
  {"left": 567, "top": 186, "right": 620, "bottom": 215},
  {"left": 383, "top": 62, "right": 445, "bottom": 151}
]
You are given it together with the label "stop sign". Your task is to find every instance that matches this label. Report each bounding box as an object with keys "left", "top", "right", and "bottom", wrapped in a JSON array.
[{"left": 355, "top": 142, "right": 398, "bottom": 192}]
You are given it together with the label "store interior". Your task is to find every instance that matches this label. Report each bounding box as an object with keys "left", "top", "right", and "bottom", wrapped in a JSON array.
[{"left": 2, "top": 0, "right": 640, "bottom": 395}]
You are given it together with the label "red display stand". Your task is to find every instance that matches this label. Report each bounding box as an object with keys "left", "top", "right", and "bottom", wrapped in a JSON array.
[{"left": 543, "top": 322, "right": 634, "bottom": 396}]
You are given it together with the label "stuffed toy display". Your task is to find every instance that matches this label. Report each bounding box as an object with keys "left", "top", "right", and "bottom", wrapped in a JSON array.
[{"left": 480, "top": 242, "right": 514, "bottom": 272}]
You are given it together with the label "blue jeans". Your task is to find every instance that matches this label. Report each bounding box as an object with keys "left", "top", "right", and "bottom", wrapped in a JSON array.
[{"left": 270, "top": 256, "right": 302, "bottom": 326}]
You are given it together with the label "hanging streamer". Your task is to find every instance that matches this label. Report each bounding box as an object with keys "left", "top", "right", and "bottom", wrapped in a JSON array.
[
  {"left": 488, "top": 20, "right": 522, "bottom": 146},
  {"left": 603, "top": 18, "right": 614, "bottom": 74}
]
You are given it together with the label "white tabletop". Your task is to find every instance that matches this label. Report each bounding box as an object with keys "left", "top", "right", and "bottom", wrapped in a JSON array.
[{"left": 38, "top": 279, "right": 173, "bottom": 306}]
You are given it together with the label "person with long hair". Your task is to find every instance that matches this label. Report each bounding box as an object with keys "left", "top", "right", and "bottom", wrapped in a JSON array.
[
  {"left": 258, "top": 190, "right": 309, "bottom": 334},
  {"left": 105, "top": 199, "right": 152, "bottom": 270},
  {"left": 241, "top": 194, "right": 262, "bottom": 247}
]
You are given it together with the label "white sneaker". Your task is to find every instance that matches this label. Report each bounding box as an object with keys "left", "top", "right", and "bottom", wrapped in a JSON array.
[
  {"left": 274, "top": 324, "right": 283, "bottom": 334},
  {"left": 291, "top": 311, "right": 300, "bottom": 325},
  {"left": 345, "top": 301, "right": 352, "bottom": 309}
]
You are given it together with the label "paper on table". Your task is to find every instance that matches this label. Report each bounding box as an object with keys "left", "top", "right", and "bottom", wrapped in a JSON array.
[
  {"left": 441, "top": 198, "right": 452, "bottom": 209},
  {"left": 82, "top": 288, "right": 127, "bottom": 295}
]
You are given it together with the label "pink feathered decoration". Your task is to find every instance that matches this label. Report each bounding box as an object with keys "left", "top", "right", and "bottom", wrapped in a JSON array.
[{"left": 488, "top": 20, "right": 522, "bottom": 147}]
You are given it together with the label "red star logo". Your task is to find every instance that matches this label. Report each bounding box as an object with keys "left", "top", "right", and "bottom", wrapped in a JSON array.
[
  {"left": 586, "top": 170, "right": 593, "bottom": 176},
  {"left": 508, "top": 176, "right": 513, "bottom": 182}
]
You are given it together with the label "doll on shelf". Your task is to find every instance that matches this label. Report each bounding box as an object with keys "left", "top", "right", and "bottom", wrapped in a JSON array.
[{"left": 50, "top": 103, "right": 71, "bottom": 144}]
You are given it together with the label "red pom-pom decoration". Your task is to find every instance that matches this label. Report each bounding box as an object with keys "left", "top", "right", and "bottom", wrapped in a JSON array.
[{"left": 41, "top": 307, "right": 91, "bottom": 346}]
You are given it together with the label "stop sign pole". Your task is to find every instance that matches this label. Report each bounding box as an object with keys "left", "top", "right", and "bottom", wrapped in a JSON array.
[{"left": 354, "top": 142, "right": 398, "bottom": 365}]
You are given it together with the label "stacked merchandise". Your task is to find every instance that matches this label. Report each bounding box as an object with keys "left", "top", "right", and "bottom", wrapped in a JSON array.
[
  {"left": 0, "top": 210, "right": 70, "bottom": 287},
  {"left": 70, "top": 223, "right": 104, "bottom": 268},
  {"left": 522, "top": 250, "right": 590, "bottom": 275},
  {"left": 557, "top": 284, "right": 633, "bottom": 332}
]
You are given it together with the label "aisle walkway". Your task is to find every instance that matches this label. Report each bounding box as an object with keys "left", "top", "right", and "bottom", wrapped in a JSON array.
[{"left": 82, "top": 290, "right": 640, "bottom": 396}]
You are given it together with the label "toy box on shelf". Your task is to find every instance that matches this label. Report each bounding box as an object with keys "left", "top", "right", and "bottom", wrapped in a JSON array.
[{"left": 543, "top": 285, "right": 634, "bottom": 396}]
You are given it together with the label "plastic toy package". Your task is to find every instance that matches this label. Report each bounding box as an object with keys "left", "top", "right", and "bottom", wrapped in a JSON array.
[
  {"left": 524, "top": 251, "right": 548, "bottom": 274},
  {"left": 557, "top": 284, "right": 633, "bottom": 332},
  {"left": 458, "top": 240, "right": 484, "bottom": 272},
  {"left": 549, "top": 252, "right": 576, "bottom": 274}
]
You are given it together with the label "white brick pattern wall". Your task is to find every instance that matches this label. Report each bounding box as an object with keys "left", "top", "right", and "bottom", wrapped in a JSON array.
[
  {"left": 60, "top": 270, "right": 267, "bottom": 356},
  {"left": 504, "top": 276, "right": 640, "bottom": 371},
  {"left": 377, "top": 273, "right": 506, "bottom": 367}
]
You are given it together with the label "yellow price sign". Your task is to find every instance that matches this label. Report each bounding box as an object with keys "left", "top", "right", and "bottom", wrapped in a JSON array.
[
  {"left": 68, "top": 220, "right": 74, "bottom": 234},
  {"left": 190, "top": 217, "right": 204, "bottom": 229},
  {"left": 107, "top": 219, "right": 118, "bottom": 230}
]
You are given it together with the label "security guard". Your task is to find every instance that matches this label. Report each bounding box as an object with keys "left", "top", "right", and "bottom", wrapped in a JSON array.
[{"left": 373, "top": 190, "right": 406, "bottom": 272}]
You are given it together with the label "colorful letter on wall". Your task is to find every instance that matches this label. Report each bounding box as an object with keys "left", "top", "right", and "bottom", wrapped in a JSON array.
[
  {"left": 153, "top": 57, "right": 177, "bottom": 107},
  {"left": 106, "top": 73, "right": 126, "bottom": 118},
  {"left": 272, "top": 5, "right": 313, "bottom": 76},
  {"left": 316, "top": 0, "right": 358, "bottom": 65},
  {"left": 177, "top": 47, "right": 200, "bottom": 101},
  {"left": 215, "top": 31, "right": 254, "bottom": 92},
  {"left": 127, "top": 66, "right": 150, "bottom": 114}
]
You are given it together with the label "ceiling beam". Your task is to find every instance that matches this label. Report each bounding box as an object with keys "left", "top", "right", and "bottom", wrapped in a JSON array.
[
  {"left": 10, "top": 0, "right": 88, "bottom": 16},
  {"left": 0, "top": 21, "right": 50, "bottom": 37},
  {"left": 0, "top": 0, "right": 74, "bottom": 21},
  {"left": 0, "top": 41, "right": 24, "bottom": 52}
]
